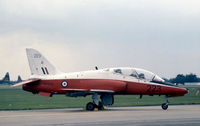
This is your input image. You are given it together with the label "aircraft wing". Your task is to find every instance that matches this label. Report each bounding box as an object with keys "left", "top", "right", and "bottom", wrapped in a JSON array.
[
  {"left": 11, "top": 78, "right": 41, "bottom": 87},
  {"left": 62, "top": 88, "right": 114, "bottom": 93},
  {"left": 62, "top": 88, "right": 89, "bottom": 92},
  {"left": 90, "top": 89, "right": 114, "bottom": 93}
]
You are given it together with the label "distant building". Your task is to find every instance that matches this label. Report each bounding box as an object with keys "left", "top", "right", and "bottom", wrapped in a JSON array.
[{"left": 0, "top": 72, "right": 22, "bottom": 85}]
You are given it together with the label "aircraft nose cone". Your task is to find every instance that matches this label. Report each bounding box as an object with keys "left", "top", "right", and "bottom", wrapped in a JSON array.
[{"left": 182, "top": 88, "right": 188, "bottom": 94}]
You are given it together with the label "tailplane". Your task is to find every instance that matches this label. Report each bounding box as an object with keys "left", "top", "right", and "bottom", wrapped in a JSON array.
[{"left": 26, "top": 48, "right": 60, "bottom": 76}]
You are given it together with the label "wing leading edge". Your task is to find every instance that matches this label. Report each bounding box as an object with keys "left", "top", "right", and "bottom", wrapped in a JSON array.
[{"left": 62, "top": 88, "right": 114, "bottom": 93}]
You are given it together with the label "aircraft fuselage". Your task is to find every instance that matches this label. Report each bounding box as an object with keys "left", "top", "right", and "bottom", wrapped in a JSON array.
[{"left": 23, "top": 69, "right": 187, "bottom": 97}]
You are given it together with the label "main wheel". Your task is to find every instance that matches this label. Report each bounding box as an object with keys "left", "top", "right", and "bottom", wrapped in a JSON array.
[
  {"left": 86, "top": 102, "right": 95, "bottom": 111},
  {"left": 161, "top": 103, "right": 168, "bottom": 110},
  {"left": 97, "top": 102, "right": 104, "bottom": 110}
]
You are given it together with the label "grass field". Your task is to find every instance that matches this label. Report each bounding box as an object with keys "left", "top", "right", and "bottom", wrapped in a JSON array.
[{"left": 0, "top": 86, "right": 200, "bottom": 110}]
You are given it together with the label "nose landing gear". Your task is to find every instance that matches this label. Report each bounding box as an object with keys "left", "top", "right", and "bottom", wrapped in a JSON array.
[{"left": 161, "top": 95, "right": 169, "bottom": 110}]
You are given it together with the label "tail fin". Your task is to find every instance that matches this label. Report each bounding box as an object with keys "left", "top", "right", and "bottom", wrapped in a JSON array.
[
  {"left": 26, "top": 48, "right": 60, "bottom": 76},
  {"left": 17, "top": 75, "right": 22, "bottom": 82},
  {"left": 2, "top": 72, "right": 10, "bottom": 82}
]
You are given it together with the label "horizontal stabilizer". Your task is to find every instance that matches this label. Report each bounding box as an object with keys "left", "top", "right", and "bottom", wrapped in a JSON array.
[{"left": 11, "top": 79, "right": 40, "bottom": 87}]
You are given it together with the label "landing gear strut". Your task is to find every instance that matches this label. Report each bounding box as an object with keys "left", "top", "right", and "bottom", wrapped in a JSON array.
[
  {"left": 161, "top": 95, "right": 169, "bottom": 110},
  {"left": 86, "top": 93, "right": 104, "bottom": 111}
]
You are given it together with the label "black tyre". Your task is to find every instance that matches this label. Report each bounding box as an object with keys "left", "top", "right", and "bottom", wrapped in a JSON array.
[
  {"left": 161, "top": 103, "right": 168, "bottom": 110},
  {"left": 97, "top": 102, "right": 104, "bottom": 110},
  {"left": 86, "top": 102, "right": 95, "bottom": 111}
]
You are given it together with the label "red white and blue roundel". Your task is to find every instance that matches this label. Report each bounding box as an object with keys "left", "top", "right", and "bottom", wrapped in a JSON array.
[{"left": 61, "top": 81, "right": 68, "bottom": 88}]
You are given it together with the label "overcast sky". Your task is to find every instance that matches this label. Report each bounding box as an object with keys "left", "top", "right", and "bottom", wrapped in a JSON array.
[{"left": 0, "top": 0, "right": 200, "bottom": 80}]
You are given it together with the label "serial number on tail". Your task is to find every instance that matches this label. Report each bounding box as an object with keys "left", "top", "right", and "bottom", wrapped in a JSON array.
[{"left": 34, "top": 54, "right": 41, "bottom": 58}]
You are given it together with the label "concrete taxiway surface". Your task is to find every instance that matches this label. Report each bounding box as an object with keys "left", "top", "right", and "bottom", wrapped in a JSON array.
[{"left": 0, "top": 105, "right": 200, "bottom": 126}]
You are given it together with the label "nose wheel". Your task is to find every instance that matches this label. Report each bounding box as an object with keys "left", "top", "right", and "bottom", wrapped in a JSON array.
[
  {"left": 161, "top": 95, "right": 169, "bottom": 110},
  {"left": 161, "top": 103, "right": 168, "bottom": 110}
]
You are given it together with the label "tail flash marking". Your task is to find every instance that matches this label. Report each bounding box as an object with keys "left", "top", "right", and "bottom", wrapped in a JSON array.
[
  {"left": 45, "top": 67, "right": 49, "bottom": 75},
  {"left": 41, "top": 67, "right": 46, "bottom": 74}
]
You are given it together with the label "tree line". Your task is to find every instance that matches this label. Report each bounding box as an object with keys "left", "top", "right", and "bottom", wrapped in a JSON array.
[{"left": 164, "top": 73, "right": 200, "bottom": 84}]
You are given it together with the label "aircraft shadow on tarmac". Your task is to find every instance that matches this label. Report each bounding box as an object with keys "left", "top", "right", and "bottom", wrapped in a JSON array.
[{"left": 48, "top": 107, "right": 169, "bottom": 113}]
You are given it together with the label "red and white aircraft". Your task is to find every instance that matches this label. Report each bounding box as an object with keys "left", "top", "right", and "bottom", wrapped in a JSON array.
[{"left": 12, "top": 48, "right": 188, "bottom": 110}]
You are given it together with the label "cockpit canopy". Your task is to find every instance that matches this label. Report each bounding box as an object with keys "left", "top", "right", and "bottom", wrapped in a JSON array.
[{"left": 111, "top": 68, "right": 164, "bottom": 83}]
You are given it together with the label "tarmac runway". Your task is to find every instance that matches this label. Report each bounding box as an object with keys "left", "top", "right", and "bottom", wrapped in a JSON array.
[{"left": 0, "top": 105, "right": 200, "bottom": 126}]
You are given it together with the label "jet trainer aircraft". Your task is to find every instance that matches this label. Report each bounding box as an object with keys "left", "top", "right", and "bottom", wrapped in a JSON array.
[{"left": 12, "top": 48, "right": 188, "bottom": 111}]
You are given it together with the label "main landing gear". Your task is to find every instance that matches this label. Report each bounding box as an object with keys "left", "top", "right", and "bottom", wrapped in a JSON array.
[
  {"left": 86, "top": 93, "right": 104, "bottom": 111},
  {"left": 161, "top": 95, "right": 169, "bottom": 110},
  {"left": 86, "top": 93, "right": 114, "bottom": 111},
  {"left": 86, "top": 102, "right": 104, "bottom": 111}
]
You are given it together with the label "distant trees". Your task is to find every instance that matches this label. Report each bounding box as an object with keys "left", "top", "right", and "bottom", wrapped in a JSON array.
[{"left": 169, "top": 73, "right": 200, "bottom": 84}]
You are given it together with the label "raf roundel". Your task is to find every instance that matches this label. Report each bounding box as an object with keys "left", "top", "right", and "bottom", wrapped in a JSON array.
[{"left": 61, "top": 81, "right": 68, "bottom": 88}]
